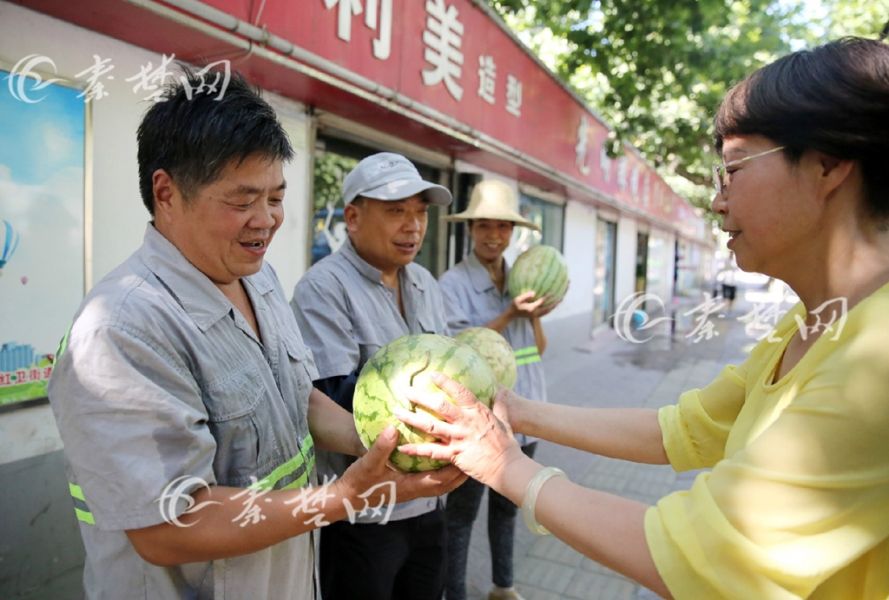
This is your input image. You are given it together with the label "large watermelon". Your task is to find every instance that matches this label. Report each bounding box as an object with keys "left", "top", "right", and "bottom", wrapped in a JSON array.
[
  {"left": 454, "top": 327, "right": 517, "bottom": 390},
  {"left": 507, "top": 245, "right": 569, "bottom": 310},
  {"left": 353, "top": 333, "right": 498, "bottom": 472}
]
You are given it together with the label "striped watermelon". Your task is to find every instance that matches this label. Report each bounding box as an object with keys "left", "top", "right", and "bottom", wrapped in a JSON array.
[
  {"left": 454, "top": 327, "right": 517, "bottom": 390},
  {"left": 353, "top": 334, "right": 498, "bottom": 472},
  {"left": 508, "top": 245, "right": 569, "bottom": 309}
]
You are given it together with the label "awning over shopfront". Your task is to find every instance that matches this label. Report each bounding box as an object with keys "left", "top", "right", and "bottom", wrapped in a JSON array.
[{"left": 13, "top": 0, "right": 709, "bottom": 242}]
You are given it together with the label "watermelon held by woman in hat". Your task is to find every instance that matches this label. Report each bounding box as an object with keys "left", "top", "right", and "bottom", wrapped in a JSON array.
[{"left": 507, "top": 244, "right": 569, "bottom": 311}]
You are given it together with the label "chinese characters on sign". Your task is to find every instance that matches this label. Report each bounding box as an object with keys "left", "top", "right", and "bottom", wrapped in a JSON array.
[
  {"left": 320, "top": 0, "right": 525, "bottom": 114},
  {"left": 477, "top": 55, "right": 496, "bottom": 104},
  {"left": 505, "top": 74, "right": 522, "bottom": 116},
  {"left": 322, "top": 0, "right": 393, "bottom": 60},
  {"left": 575, "top": 115, "right": 591, "bottom": 175},
  {"left": 422, "top": 0, "right": 465, "bottom": 101}
]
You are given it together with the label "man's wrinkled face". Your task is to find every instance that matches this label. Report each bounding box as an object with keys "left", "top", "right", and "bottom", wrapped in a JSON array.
[
  {"left": 346, "top": 195, "right": 429, "bottom": 273},
  {"left": 153, "top": 155, "right": 286, "bottom": 285}
]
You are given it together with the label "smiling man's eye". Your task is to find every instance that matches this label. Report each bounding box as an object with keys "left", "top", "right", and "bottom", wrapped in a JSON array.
[{"left": 228, "top": 198, "right": 254, "bottom": 208}]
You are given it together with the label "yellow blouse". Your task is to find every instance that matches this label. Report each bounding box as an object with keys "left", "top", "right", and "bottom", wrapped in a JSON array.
[{"left": 646, "top": 283, "right": 889, "bottom": 599}]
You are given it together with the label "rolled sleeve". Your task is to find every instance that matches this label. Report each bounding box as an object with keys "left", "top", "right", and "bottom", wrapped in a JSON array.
[
  {"left": 50, "top": 324, "right": 216, "bottom": 531},
  {"left": 659, "top": 363, "right": 747, "bottom": 472}
]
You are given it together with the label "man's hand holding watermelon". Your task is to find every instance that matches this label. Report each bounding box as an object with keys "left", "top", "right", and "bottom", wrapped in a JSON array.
[{"left": 336, "top": 424, "right": 467, "bottom": 510}]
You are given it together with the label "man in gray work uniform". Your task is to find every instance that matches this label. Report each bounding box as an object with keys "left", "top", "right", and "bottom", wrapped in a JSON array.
[
  {"left": 291, "top": 152, "right": 452, "bottom": 600},
  {"left": 48, "top": 76, "right": 461, "bottom": 600}
]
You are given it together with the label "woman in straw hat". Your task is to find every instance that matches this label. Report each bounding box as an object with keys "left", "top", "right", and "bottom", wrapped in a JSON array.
[{"left": 439, "top": 179, "right": 560, "bottom": 600}]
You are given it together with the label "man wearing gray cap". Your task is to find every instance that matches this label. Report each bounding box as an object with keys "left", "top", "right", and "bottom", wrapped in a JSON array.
[{"left": 291, "top": 152, "right": 452, "bottom": 600}]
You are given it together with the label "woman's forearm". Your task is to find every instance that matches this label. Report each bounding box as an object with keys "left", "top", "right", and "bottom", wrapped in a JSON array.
[
  {"left": 514, "top": 402, "right": 668, "bottom": 465},
  {"left": 494, "top": 455, "right": 671, "bottom": 598}
]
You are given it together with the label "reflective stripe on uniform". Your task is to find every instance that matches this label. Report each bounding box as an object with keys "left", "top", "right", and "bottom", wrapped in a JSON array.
[
  {"left": 69, "top": 481, "right": 86, "bottom": 501},
  {"left": 251, "top": 433, "right": 316, "bottom": 491},
  {"left": 74, "top": 507, "right": 95, "bottom": 525},
  {"left": 55, "top": 325, "right": 72, "bottom": 361},
  {"left": 69, "top": 482, "right": 95, "bottom": 525},
  {"left": 515, "top": 345, "right": 541, "bottom": 366}
]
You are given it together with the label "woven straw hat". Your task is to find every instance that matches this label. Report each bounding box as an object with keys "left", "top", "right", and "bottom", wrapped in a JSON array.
[{"left": 443, "top": 179, "right": 540, "bottom": 231}]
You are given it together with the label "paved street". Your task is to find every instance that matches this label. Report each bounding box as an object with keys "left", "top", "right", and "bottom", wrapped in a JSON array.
[{"left": 463, "top": 284, "right": 777, "bottom": 600}]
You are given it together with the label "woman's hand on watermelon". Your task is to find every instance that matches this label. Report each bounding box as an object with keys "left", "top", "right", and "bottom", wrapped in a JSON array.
[
  {"left": 530, "top": 279, "right": 570, "bottom": 318},
  {"left": 395, "top": 373, "right": 525, "bottom": 486},
  {"left": 337, "top": 425, "right": 467, "bottom": 508},
  {"left": 510, "top": 290, "right": 546, "bottom": 319}
]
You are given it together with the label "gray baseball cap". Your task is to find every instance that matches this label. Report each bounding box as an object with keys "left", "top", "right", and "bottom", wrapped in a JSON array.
[{"left": 342, "top": 152, "right": 453, "bottom": 206}]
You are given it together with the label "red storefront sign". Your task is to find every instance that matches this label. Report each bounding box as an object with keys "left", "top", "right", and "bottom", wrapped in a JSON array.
[
  {"left": 200, "top": 0, "right": 689, "bottom": 223},
  {"left": 13, "top": 0, "right": 698, "bottom": 226}
]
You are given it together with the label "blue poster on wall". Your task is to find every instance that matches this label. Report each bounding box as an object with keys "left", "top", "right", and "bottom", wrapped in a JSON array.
[{"left": 0, "top": 68, "right": 85, "bottom": 406}]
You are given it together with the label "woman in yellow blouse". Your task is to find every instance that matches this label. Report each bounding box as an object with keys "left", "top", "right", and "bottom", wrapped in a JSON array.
[{"left": 396, "top": 36, "right": 889, "bottom": 599}]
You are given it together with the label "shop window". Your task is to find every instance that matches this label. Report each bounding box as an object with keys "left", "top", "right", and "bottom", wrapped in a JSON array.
[
  {"left": 311, "top": 137, "right": 446, "bottom": 276},
  {"left": 312, "top": 150, "right": 358, "bottom": 264},
  {"left": 512, "top": 192, "right": 564, "bottom": 253},
  {"left": 635, "top": 232, "right": 649, "bottom": 295}
]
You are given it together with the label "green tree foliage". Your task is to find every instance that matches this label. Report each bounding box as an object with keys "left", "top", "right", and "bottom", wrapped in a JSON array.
[
  {"left": 822, "top": 0, "right": 889, "bottom": 39},
  {"left": 490, "top": 0, "right": 888, "bottom": 214},
  {"left": 313, "top": 151, "right": 358, "bottom": 212}
]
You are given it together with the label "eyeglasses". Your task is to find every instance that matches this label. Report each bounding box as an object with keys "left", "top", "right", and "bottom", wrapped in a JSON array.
[{"left": 712, "top": 146, "right": 785, "bottom": 195}]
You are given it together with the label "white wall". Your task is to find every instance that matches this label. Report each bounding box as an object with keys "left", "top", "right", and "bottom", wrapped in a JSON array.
[
  {"left": 263, "top": 93, "right": 312, "bottom": 296},
  {"left": 0, "top": 3, "right": 311, "bottom": 463},
  {"left": 645, "top": 228, "right": 676, "bottom": 305},
  {"left": 553, "top": 199, "right": 597, "bottom": 319},
  {"left": 614, "top": 214, "right": 637, "bottom": 308}
]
